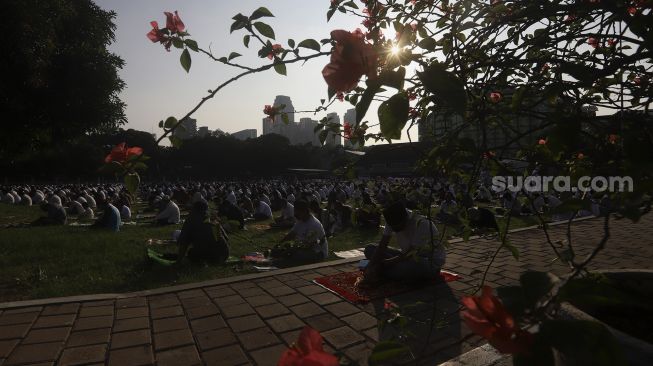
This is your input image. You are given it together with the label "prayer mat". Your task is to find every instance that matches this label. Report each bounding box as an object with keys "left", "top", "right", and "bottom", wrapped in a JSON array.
[
  {"left": 313, "top": 270, "right": 462, "bottom": 304},
  {"left": 147, "top": 248, "right": 177, "bottom": 266},
  {"left": 334, "top": 248, "right": 365, "bottom": 259}
]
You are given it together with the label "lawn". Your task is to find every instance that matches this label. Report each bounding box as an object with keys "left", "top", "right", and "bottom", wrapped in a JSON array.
[{"left": 0, "top": 202, "right": 541, "bottom": 302}]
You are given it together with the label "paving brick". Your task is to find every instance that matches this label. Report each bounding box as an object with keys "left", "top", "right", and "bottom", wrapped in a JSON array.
[
  {"left": 152, "top": 316, "right": 188, "bottom": 334},
  {"left": 148, "top": 295, "right": 180, "bottom": 309},
  {"left": 115, "top": 297, "right": 147, "bottom": 309},
  {"left": 41, "top": 304, "right": 80, "bottom": 316},
  {"left": 245, "top": 294, "right": 277, "bottom": 307},
  {"left": 265, "top": 285, "right": 296, "bottom": 296},
  {"left": 255, "top": 279, "right": 285, "bottom": 288},
  {"left": 322, "top": 326, "right": 365, "bottom": 349},
  {"left": 296, "top": 285, "right": 325, "bottom": 296},
  {"left": 266, "top": 314, "right": 305, "bottom": 333},
  {"left": 0, "top": 340, "right": 19, "bottom": 358},
  {"left": 79, "top": 306, "right": 114, "bottom": 318},
  {"left": 277, "top": 293, "right": 310, "bottom": 307},
  {"left": 255, "top": 303, "right": 290, "bottom": 319},
  {"left": 237, "top": 287, "right": 267, "bottom": 298},
  {"left": 58, "top": 344, "right": 106, "bottom": 366},
  {"left": 66, "top": 328, "right": 111, "bottom": 347},
  {"left": 190, "top": 316, "right": 226, "bottom": 333},
  {"left": 289, "top": 302, "right": 325, "bottom": 318},
  {"left": 214, "top": 295, "right": 246, "bottom": 308},
  {"left": 108, "top": 344, "right": 154, "bottom": 366},
  {"left": 150, "top": 306, "right": 184, "bottom": 320},
  {"left": 180, "top": 296, "right": 213, "bottom": 309},
  {"left": 202, "top": 344, "right": 249, "bottom": 366},
  {"left": 341, "top": 312, "right": 378, "bottom": 331},
  {"left": 82, "top": 300, "right": 115, "bottom": 307},
  {"left": 227, "top": 314, "right": 266, "bottom": 333},
  {"left": 343, "top": 342, "right": 374, "bottom": 366},
  {"left": 230, "top": 281, "right": 258, "bottom": 290},
  {"left": 195, "top": 328, "right": 237, "bottom": 351},
  {"left": 116, "top": 307, "right": 149, "bottom": 320},
  {"left": 283, "top": 279, "right": 310, "bottom": 288},
  {"left": 279, "top": 329, "right": 302, "bottom": 345},
  {"left": 0, "top": 324, "right": 31, "bottom": 340},
  {"left": 364, "top": 327, "right": 380, "bottom": 342},
  {"left": 113, "top": 317, "right": 149, "bottom": 333},
  {"left": 310, "top": 292, "right": 342, "bottom": 305},
  {"left": 204, "top": 286, "right": 236, "bottom": 298},
  {"left": 236, "top": 327, "right": 281, "bottom": 351},
  {"left": 72, "top": 315, "right": 113, "bottom": 331},
  {"left": 185, "top": 304, "right": 219, "bottom": 320},
  {"left": 110, "top": 329, "right": 151, "bottom": 349},
  {"left": 221, "top": 303, "right": 255, "bottom": 318},
  {"left": 5, "top": 342, "right": 62, "bottom": 365},
  {"left": 154, "top": 328, "right": 194, "bottom": 351},
  {"left": 0, "top": 312, "right": 39, "bottom": 326},
  {"left": 325, "top": 302, "right": 360, "bottom": 317},
  {"left": 2, "top": 306, "right": 42, "bottom": 315},
  {"left": 303, "top": 313, "right": 345, "bottom": 332},
  {"left": 156, "top": 345, "right": 201, "bottom": 366},
  {"left": 249, "top": 344, "right": 288, "bottom": 366},
  {"left": 33, "top": 314, "right": 76, "bottom": 329},
  {"left": 23, "top": 327, "right": 71, "bottom": 344}
]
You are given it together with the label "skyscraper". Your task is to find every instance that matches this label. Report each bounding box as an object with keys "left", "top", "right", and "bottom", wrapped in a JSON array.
[
  {"left": 325, "top": 112, "right": 342, "bottom": 146},
  {"left": 343, "top": 108, "right": 359, "bottom": 149}
]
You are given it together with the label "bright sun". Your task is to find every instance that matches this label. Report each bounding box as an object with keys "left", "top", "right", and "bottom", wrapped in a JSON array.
[{"left": 391, "top": 45, "right": 401, "bottom": 55}]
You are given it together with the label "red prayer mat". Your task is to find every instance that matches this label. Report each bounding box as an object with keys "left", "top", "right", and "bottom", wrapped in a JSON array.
[{"left": 313, "top": 270, "right": 462, "bottom": 304}]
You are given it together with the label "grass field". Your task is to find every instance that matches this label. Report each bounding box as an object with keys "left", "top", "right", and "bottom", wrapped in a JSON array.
[{"left": 0, "top": 202, "right": 541, "bottom": 302}]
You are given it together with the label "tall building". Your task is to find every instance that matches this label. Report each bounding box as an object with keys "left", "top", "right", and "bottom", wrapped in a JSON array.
[
  {"left": 261, "top": 96, "right": 323, "bottom": 146},
  {"left": 342, "top": 108, "right": 360, "bottom": 149},
  {"left": 173, "top": 118, "right": 198, "bottom": 140},
  {"left": 232, "top": 129, "right": 257, "bottom": 141},
  {"left": 325, "top": 112, "right": 342, "bottom": 146},
  {"left": 197, "top": 126, "right": 210, "bottom": 138}
]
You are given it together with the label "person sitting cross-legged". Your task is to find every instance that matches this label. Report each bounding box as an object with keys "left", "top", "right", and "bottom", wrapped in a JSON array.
[
  {"left": 271, "top": 199, "right": 295, "bottom": 228},
  {"left": 278, "top": 200, "right": 328, "bottom": 262},
  {"left": 155, "top": 196, "right": 180, "bottom": 226},
  {"left": 364, "top": 201, "right": 446, "bottom": 284},
  {"left": 177, "top": 201, "right": 229, "bottom": 264},
  {"left": 92, "top": 199, "right": 121, "bottom": 232}
]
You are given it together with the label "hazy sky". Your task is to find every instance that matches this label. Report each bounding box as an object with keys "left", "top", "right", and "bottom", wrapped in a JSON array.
[{"left": 94, "top": 0, "right": 406, "bottom": 143}]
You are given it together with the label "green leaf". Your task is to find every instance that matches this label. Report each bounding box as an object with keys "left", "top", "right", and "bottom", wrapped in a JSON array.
[
  {"left": 243, "top": 35, "right": 251, "bottom": 48},
  {"left": 379, "top": 67, "right": 406, "bottom": 90},
  {"left": 172, "top": 38, "right": 184, "bottom": 49},
  {"left": 169, "top": 136, "right": 183, "bottom": 148},
  {"left": 228, "top": 52, "right": 242, "bottom": 61},
  {"left": 164, "top": 117, "right": 178, "bottom": 129},
  {"left": 287, "top": 39, "right": 295, "bottom": 48},
  {"left": 319, "top": 130, "right": 329, "bottom": 145},
  {"left": 378, "top": 93, "right": 409, "bottom": 140},
  {"left": 418, "top": 62, "right": 467, "bottom": 115},
  {"left": 369, "top": 341, "right": 410, "bottom": 366},
  {"left": 253, "top": 22, "right": 275, "bottom": 39},
  {"left": 418, "top": 37, "right": 437, "bottom": 51},
  {"left": 281, "top": 113, "right": 289, "bottom": 124},
  {"left": 250, "top": 7, "right": 274, "bottom": 20},
  {"left": 180, "top": 49, "right": 191, "bottom": 73},
  {"left": 184, "top": 39, "right": 199, "bottom": 52},
  {"left": 230, "top": 14, "right": 249, "bottom": 33},
  {"left": 297, "top": 39, "right": 321, "bottom": 51},
  {"left": 124, "top": 173, "right": 140, "bottom": 196},
  {"left": 355, "top": 84, "right": 380, "bottom": 124},
  {"left": 273, "top": 62, "right": 287, "bottom": 76}
]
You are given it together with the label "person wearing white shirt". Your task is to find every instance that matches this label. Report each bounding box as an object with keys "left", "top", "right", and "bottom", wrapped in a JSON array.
[
  {"left": 83, "top": 192, "right": 96, "bottom": 208},
  {"left": 20, "top": 194, "right": 32, "bottom": 206},
  {"left": 70, "top": 199, "right": 85, "bottom": 215},
  {"left": 120, "top": 205, "right": 132, "bottom": 221},
  {"left": 279, "top": 200, "right": 328, "bottom": 261},
  {"left": 156, "top": 197, "right": 181, "bottom": 225},
  {"left": 254, "top": 200, "right": 273, "bottom": 220},
  {"left": 3, "top": 191, "right": 15, "bottom": 204},
  {"left": 226, "top": 191, "right": 237, "bottom": 206},
  {"left": 273, "top": 200, "right": 295, "bottom": 228},
  {"left": 364, "top": 201, "right": 445, "bottom": 282}
]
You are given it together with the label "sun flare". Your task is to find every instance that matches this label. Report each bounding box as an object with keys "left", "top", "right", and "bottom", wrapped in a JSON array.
[{"left": 390, "top": 45, "right": 401, "bottom": 55}]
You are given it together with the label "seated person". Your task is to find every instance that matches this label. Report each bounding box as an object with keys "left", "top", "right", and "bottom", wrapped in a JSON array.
[
  {"left": 32, "top": 197, "right": 67, "bottom": 226},
  {"left": 364, "top": 201, "right": 446, "bottom": 283},
  {"left": 69, "top": 198, "right": 85, "bottom": 216},
  {"left": 219, "top": 199, "right": 245, "bottom": 229},
  {"left": 155, "top": 196, "right": 181, "bottom": 225},
  {"left": 92, "top": 199, "right": 121, "bottom": 232},
  {"left": 253, "top": 199, "right": 273, "bottom": 221},
  {"left": 278, "top": 200, "right": 328, "bottom": 262},
  {"left": 272, "top": 199, "right": 295, "bottom": 228},
  {"left": 310, "top": 200, "right": 334, "bottom": 236},
  {"left": 79, "top": 201, "right": 95, "bottom": 221},
  {"left": 331, "top": 201, "right": 353, "bottom": 233},
  {"left": 119, "top": 200, "right": 132, "bottom": 221},
  {"left": 436, "top": 192, "right": 458, "bottom": 223},
  {"left": 355, "top": 194, "right": 381, "bottom": 229},
  {"left": 176, "top": 201, "right": 229, "bottom": 264}
]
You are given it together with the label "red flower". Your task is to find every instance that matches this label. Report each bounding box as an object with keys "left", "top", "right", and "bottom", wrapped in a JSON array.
[
  {"left": 461, "top": 286, "right": 533, "bottom": 354},
  {"left": 607, "top": 38, "right": 617, "bottom": 47},
  {"left": 164, "top": 11, "right": 185, "bottom": 33},
  {"left": 538, "top": 138, "right": 547, "bottom": 145},
  {"left": 264, "top": 105, "right": 279, "bottom": 119},
  {"left": 105, "top": 143, "right": 143, "bottom": 164},
  {"left": 336, "top": 92, "right": 344, "bottom": 102},
  {"left": 278, "top": 326, "right": 338, "bottom": 366},
  {"left": 343, "top": 122, "right": 352, "bottom": 139},
  {"left": 608, "top": 134, "right": 618, "bottom": 144},
  {"left": 489, "top": 92, "right": 502, "bottom": 103},
  {"left": 540, "top": 63, "right": 550, "bottom": 73},
  {"left": 268, "top": 44, "right": 283, "bottom": 60},
  {"left": 322, "top": 30, "right": 378, "bottom": 93},
  {"left": 577, "top": 152, "right": 585, "bottom": 160},
  {"left": 409, "top": 107, "right": 420, "bottom": 119},
  {"left": 146, "top": 21, "right": 165, "bottom": 43},
  {"left": 588, "top": 37, "right": 599, "bottom": 48}
]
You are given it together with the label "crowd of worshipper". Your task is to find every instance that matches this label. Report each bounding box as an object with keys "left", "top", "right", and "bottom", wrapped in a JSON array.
[{"left": 1, "top": 178, "right": 611, "bottom": 282}]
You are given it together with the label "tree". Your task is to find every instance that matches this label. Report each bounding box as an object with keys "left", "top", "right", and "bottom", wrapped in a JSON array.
[{"left": 1, "top": 0, "right": 126, "bottom": 159}]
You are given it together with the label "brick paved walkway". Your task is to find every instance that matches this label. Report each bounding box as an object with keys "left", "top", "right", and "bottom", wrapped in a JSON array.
[{"left": 1, "top": 215, "right": 652, "bottom": 366}]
